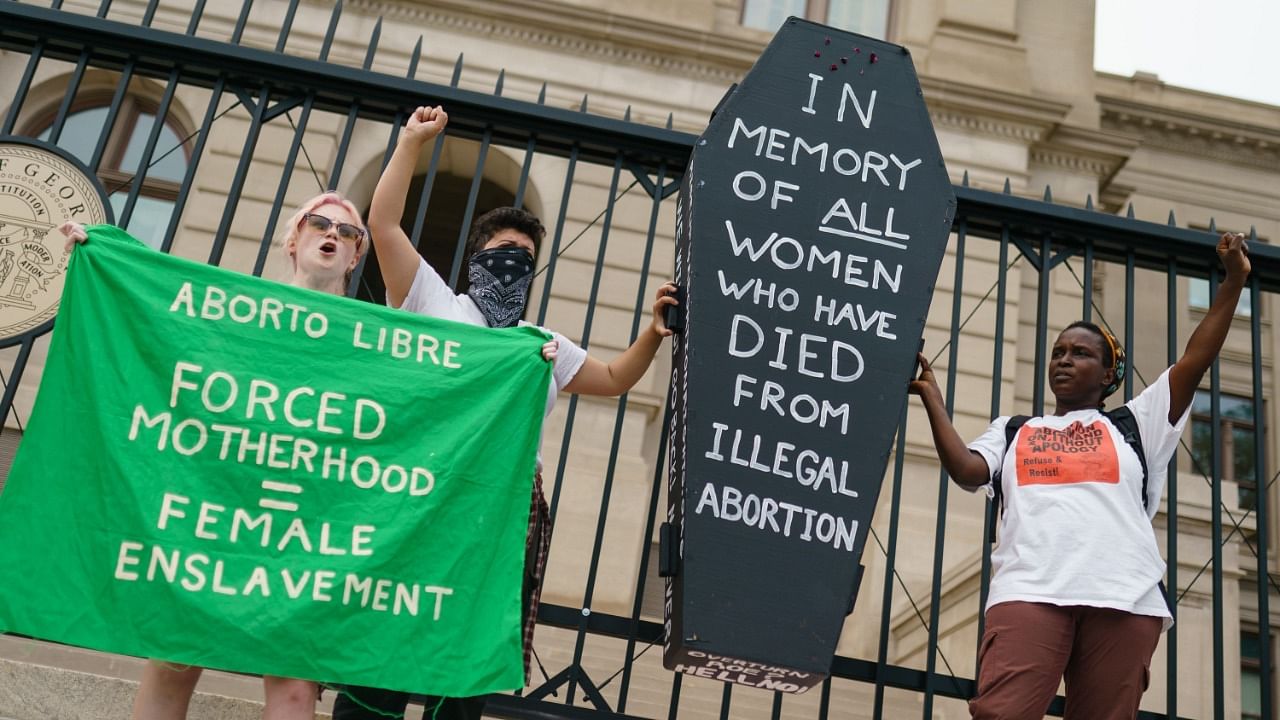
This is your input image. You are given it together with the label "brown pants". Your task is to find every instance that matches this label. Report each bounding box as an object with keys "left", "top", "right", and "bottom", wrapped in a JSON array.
[{"left": 970, "top": 601, "right": 1163, "bottom": 720}]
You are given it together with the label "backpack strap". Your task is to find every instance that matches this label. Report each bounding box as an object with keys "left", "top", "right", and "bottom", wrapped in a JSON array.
[
  {"left": 989, "top": 415, "right": 1030, "bottom": 544},
  {"left": 1104, "top": 405, "right": 1149, "bottom": 511}
]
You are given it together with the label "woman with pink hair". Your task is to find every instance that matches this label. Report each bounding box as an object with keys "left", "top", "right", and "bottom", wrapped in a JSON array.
[{"left": 59, "top": 191, "right": 368, "bottom": 720}]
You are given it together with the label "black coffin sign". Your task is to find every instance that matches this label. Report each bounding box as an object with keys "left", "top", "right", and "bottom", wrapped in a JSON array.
[{"left": 664, "top": 18, "right": 955, "bottom": 692}]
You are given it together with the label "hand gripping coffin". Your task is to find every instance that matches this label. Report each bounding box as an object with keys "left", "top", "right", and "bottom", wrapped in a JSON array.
[{"left": 663, "top": 18, "right": 955, "bottom": 692}]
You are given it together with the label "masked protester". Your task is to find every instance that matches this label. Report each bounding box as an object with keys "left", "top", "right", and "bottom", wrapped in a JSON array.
[
  {"left": 60, "top": 192, "right": 369, "bottom": 720},
  {"left": 910, "top": 233, "right": 1250, "bottom": 720},
  {"left": 332, "top": 105, "right": 677, "bottom": 720}
]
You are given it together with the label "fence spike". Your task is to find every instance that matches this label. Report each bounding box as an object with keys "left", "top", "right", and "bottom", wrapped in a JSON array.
[
  {"left": 623, "top": 105, "right": 632, "bottom": 121},
  {"left": 494, "top": 68, "right": 505, "bottom": 95},
  {"left": 1043, "top": 184, "right": 1053, "bottom": 203},
  {"left": 451, "top": 53, "right": 464, "bottom": 87},
  {"left": 579, "top": 94, "right": 589, "bottom": 112},
  {"left": 1208, "top": 217, "right": 1217, "bottom": 233},
  {"left": 406, "top": 36, "right": 422, "bottom": 78},
  {"left": 1085, "top": 194, "right": 1094, "bottom": 211},
  {"left": 1126, "top": 202, "right": 1135, "bottom": 219},
  {"left": 537, "top": 83, "right": 547, "bottom": 104},
  {"left": 316, "top": 0, "right": 343, "bottom": 59},
  {"left": 1167, "top": 210, "right": 1177, "bottom": 226},
  {"left": 1002, "top": 178, "right": 1011, "bottom": 194},
  {"left": 1250, "top": 225, "right": 1258, "bottom": 241},
  {"left": 362, "top": 17, "right": 382, "bottom": 69},
  {"left": 961, "top": 170, "right": 969, "bottom": 187},
  {"left": 666, "top": 112, "right": 674, "bottom": 129}
]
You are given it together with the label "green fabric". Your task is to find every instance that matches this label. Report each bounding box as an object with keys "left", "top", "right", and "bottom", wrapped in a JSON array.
[{"left": 0, "top": 225, "right": 551, "bottom": 696}]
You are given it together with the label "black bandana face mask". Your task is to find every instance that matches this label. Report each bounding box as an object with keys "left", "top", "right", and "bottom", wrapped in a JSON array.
[{"left": 466, "top": 247, "right": 535, "bottom": 328}]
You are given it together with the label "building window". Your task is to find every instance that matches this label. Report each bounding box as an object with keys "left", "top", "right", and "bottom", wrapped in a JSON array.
[
  {"left": 30, "top": 95, "right": 189, "bottom": 250},
  {"left": 742, "top": 0, "right": 891, "bottom": 38},
  {"left": 1190, "top": 391, "right": 1258, "bottom": 510},
  {"left": 1189, "top": 277, "right": 1252, "bottom": 317},
  {"left": 1242, "top": 630, "right": 1265, "bottom": 720}
]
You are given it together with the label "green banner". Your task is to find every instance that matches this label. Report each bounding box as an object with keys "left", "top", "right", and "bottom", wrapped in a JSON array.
[{"left": 0, "top": 225, "right": 551, "bottom": 696}]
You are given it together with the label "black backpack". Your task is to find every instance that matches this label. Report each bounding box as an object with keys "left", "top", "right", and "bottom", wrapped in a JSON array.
[{"left": 988, "top": 406, "right": 1147, "bottom": 544}]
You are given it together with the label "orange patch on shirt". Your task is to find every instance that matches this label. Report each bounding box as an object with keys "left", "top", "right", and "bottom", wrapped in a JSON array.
[{"left": 1014, "top": 420, "right": 1120, "bottom": 486}]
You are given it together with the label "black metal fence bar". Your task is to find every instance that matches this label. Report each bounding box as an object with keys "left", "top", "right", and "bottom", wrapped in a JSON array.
[
  {"left": 615, "top": 161, "right": 673, "bottom": 714},
  {"left": 1124, "top": 250, "right": 1136, "bottom": 402},
  {"left": 87, "top": 53, "right": 137, "bottom": 172},
  {"left": 1251, "top": 271, "right": 1273, "bottom": 719},
  {"left": 1166, "top": 257, "right": 1179, "bottom": 718},
  {"left": 206, "top": 84, "right": 270, "bottom": 265},
  {"left": 977, "top": 223, "right": 1012, "bottom": 664},
  {"left": 445, "top": 71, "right": 502, "bottom": 289},
  {"left": 160, "top": 76, "right": 226, "bottom": 253},
  {"left": 616, "top": 395, "right": 672, "bottom": 713},
  {"left": 872, "top": 408, "right": 909, "bottom": 716},
  {"left": 817, "top": 677, "right": 831, "bottom": 720},
  {"left": 561, "top": 151, "right": 626, "bottom": 706},
  {"left": 253, "top": 91, "right": 318, "bottom": 272},
  {"left": 666, "top": 673, "right": 681, "bottom": 720},
  {"left": 1208, "top": 264, "right": 1225, "bottom": 720},
  {"left": 1082, "top": 239, "right": 1094, "bottom": 323},
  {"left": 922, "top": 221, "right": 969, "bottom": 716},
  {"left": 540, "top": 136, "right": 586, "bottom": 523},
  {"left": 117, "top": 68, "right": 179, "bottom": 226},
  {"left": 42, "top": 34, "right": 93, "bottom": 145},
  {"left": 1031, "top": 234, "right": 1051, "bottom": 416}
]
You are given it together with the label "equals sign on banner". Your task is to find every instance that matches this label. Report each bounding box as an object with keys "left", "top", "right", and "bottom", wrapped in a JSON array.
[{"left": 259, "top": 480, "right": 303, "bottom": 512}]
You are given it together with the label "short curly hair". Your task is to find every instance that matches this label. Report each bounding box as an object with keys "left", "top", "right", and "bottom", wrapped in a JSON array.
[{"left": 467, "top": 207, "right": 545, "bottom": 255}]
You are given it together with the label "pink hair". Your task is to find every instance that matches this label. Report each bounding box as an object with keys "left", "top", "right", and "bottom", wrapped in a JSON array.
[{"left": 282, "top": 192, "right": 368, "bottom": 259}]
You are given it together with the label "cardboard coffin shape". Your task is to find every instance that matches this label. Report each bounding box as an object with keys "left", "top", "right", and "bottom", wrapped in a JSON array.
[{"left": 663, "top": 18, "right": 956, "bottom": 692}]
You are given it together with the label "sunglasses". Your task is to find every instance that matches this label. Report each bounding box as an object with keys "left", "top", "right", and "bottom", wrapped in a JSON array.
[{"left": 302, "top": 213, "right": 365, "bottom": 244}]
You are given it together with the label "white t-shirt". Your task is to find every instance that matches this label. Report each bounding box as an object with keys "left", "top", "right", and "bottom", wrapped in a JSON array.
[
  {"left": 398, "top": 257, "right": 588, "bottom": 467},
  {"left": 967, "top": 368, "right": 1189, "bottom": 627}
]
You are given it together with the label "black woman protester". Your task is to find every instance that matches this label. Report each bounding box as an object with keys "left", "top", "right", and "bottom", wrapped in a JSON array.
[
  {"left": 61, "top": 191, "right": 370, "bottom": 720},
  {"left": 910, "top": 232, "right": 1250, "bottom": 720},
  {"left": 331, "top": 104, "right": 678, "bottom": 720}
]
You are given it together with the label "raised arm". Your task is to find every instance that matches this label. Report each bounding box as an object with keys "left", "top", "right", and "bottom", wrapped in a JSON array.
[
  {"left": 1166, "top": 232, "right": 1251, "bottom": 424},
  {"left": 909, "top": 353, "right": 992, "bottom": 489},
  {"left": 368, "top": 105, "right": 448, "bottom": 307},
  {"left": 562, "top": 281, "right": 677, "bottom": 396}
]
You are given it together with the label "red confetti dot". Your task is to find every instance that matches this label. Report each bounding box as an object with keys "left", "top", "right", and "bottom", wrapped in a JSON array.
[
  {"left": 824, "top": 37, "right": 831, "bottom": 45},
  {"left": 814, "top": 50, "right": 821, "bottom": 57},
  {"left": 870, "top": 52, "right": 878, "bottom": 63},
  {"left": 854, "top": 47, "right": 861, "bottom": 54},
  {"left": 830, "top": 63, "right": 838, "bottom": 71}
]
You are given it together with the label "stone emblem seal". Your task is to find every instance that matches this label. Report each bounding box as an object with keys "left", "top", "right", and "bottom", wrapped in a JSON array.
[{"left": 0, "top": 138, "right": 110, "bottom": 343}]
